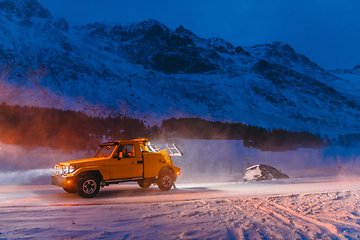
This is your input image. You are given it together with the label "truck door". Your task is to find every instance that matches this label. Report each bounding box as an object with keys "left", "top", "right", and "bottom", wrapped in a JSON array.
[{"left": 110, "top": 144, "right": 141, "bottom": 179}]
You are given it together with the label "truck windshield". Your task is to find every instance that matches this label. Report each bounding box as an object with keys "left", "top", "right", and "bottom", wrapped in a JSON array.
[{"left": 94, "top": 145, "right": 116, "bottom": 158}]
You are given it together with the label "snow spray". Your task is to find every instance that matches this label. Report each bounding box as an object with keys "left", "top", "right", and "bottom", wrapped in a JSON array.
[{"left": 0, "top": 168, "right": 53, "bottom": 186}]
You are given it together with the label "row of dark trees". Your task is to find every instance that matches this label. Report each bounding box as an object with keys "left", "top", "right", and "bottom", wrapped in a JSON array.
[
  {"left": 0, "top": 103, "right": 149, "bottom": 150},
  {"left": 0, "top": 103, "right": 325, "bottom": 151},
  {"left": 161, "top": 117, "right": 325, "bottom": 151},
  {"left": 337, "top": 133, "right": 360, "bottom": 147}
]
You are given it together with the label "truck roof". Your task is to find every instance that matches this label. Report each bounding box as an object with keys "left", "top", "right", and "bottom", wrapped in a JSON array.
[{"left": 99, "top": 138, "right": 149, "bottom": 146}]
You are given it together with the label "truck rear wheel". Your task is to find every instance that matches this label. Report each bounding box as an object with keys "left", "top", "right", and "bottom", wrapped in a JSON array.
[
  {"left": 157, "top": 172, "right": 173, "bottom": 191},
  {"left": 137, "top": 179, "right": 152, "bottom": 188},
  {"left": 77, "top": 177, "right": 100, "bottom": 198}
]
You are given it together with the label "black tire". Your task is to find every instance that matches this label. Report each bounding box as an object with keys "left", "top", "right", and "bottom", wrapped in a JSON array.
[
  {"left": 63, "top": 187, "right": 77, "bottom": 193},
  {"left": 137, "top": 179, "right": 152, "bottom": 188},
  {"left": 77, "top": 177, "right": 100, "bottom": 198},
  {"left": 157, "top": 172, "right": 174, "bottom": 191}
]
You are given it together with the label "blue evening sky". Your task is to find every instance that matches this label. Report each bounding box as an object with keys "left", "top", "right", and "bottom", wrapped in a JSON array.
[{"left": 37, "top": 0, "right": 360, "bottom": 70}]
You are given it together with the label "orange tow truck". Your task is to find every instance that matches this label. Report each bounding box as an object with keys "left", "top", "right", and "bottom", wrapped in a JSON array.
[{"left": 52, "top": 138, "right": 182, "bottom": 198}]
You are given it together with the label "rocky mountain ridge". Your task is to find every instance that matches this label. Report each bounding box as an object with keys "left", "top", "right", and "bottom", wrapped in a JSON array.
[{"left": 0, "top": 0, "right": 359, "bottom": 138}]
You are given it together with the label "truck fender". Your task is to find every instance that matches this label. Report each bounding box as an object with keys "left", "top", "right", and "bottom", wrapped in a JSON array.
[
  {"left": 158, "top": 166, "right": 175, "bottom": 178},
  {"left": 77, "top": 170, "right": 103, "bottom": 182}
]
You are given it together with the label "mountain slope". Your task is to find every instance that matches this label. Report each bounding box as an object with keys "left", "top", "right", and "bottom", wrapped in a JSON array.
[{"left": 0, "top": 0, "right": 359, "bottom": 138}]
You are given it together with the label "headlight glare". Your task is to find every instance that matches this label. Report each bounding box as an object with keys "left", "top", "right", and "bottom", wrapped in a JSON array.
[
  {"left": 54, "top": 164, "right": 61, "bottom": 175},
  {"left": 55, "top": 164, "right": 75, "bottom": 175}
]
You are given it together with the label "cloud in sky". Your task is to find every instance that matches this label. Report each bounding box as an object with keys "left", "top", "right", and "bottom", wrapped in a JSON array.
[{"left": 38, "top": 0, "right": 360, "bottom": 70}]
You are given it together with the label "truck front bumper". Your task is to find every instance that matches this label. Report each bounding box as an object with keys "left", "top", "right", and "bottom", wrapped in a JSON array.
[{"left": 52, "top": 175, "right": 77, "bottom": 189}]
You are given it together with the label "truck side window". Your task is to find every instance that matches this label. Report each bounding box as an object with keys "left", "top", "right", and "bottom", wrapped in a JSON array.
[
  {"left": 124, "top": 145, "right": 135, "bottom": 157},
  {"left": 115, "top": 145, "right": 135, "bottom": 158}
]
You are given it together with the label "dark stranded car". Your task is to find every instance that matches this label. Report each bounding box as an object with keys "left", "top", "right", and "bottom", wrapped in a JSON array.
[{"left": 243, "top": 164, "right": 289, "bottom": 181}]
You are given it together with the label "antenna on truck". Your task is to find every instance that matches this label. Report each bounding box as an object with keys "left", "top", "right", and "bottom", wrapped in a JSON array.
[{"left": 166, "top": 144, "right": 183, "bottom": 157}]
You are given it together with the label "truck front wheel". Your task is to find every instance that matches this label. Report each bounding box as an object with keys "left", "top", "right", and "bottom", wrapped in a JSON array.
[
  {"left": 77, "top": 177, "right": 100, "bottom": 198},
  {"left": 157, "top": 173, "right": 173, "bottom": 191}
]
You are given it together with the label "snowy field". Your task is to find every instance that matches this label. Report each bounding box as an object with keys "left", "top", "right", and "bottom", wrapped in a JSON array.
[{"left": 1, "top": 139, "right": 360, "bottom": 239}]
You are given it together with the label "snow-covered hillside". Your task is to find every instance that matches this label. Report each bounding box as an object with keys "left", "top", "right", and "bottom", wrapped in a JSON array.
[{"left": 1, "top": 0, "right": 360, "bottom": 137}]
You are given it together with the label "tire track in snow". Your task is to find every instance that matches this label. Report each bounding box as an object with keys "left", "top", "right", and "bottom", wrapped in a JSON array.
[
  {"left": 268, "top": 201, "right": 345, "bottom": 239},
  {"left": 231, "top": 200, "right": 300, "bottom": 239},
  {"left": 256, "top": 203, "right": 318, "bottom": 239}
]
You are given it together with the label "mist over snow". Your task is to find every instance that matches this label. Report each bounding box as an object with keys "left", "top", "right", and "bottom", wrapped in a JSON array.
[
  {"left": 0, "top": 143, "right": 88, "bottom": 185},
  {"left": 1, "top": 139, "right": 360, "bottom": 186}
]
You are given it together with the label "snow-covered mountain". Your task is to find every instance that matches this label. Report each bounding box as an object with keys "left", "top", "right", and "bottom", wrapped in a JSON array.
[{"left": 1, "top": 0, "right": 360, "bottom": 138}]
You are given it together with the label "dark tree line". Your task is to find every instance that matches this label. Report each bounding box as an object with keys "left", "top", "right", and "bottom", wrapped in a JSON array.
[
  {"left": 0, "top": 103, "right": 325, "bottom": 151},
  {"left": 337, "top": 133, "right": 360, "bottom": 147},
  {"left": 0, "top": 103, "right": 148, "bottom": 150},
  {"left": 161, "top": 117, "right": 325, "bottom": 151}
]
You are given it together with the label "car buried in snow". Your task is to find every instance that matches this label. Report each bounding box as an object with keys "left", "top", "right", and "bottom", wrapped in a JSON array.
[
  {"left": 243, "top": 164, "right": 289, "bottom": 182},
  {"left": 52, "top": 138, "right": 182, "bottom": 198}
]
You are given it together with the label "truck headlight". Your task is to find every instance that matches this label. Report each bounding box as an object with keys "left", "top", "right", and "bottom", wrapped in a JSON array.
[
  {"left": 69, "top": 165, "right": 76, "bottom": 173},
  {"left": 61, "top": 165, "right": 67, "bottom": 175},
  {"left": 61, "top": 165, "right": 76, "bottom": 175}
]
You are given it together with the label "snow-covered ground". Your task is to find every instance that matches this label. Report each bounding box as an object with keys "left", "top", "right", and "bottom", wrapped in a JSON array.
[
  {"left": 1, "top": 139, "right": 360, "bottom": 239},
  {"left": 1, "top": 179, "right": 360, "bottom": 239}
]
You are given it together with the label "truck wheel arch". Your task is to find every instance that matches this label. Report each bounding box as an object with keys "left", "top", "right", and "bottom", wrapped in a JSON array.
[
  {"left": 77, "top": 170, "right": 103, "bottom": 182},
  {"left": 158, "top": 166, "right": 175, "bottom": 179}
]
